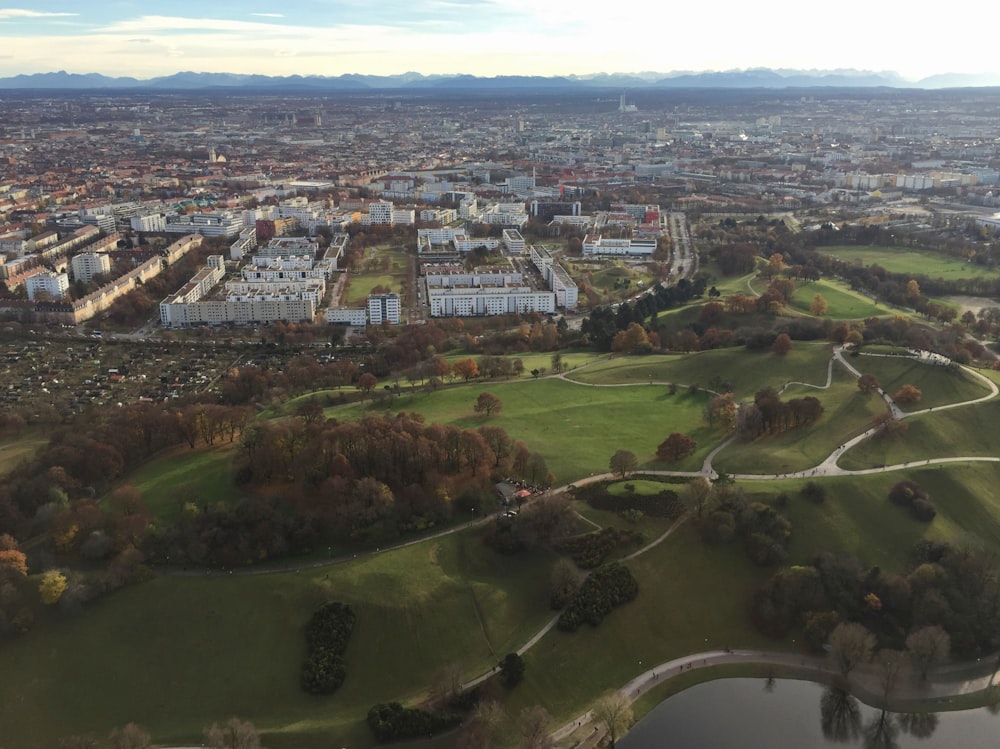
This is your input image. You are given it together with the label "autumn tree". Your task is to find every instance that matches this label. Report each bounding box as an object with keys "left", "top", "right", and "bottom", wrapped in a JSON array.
[
  {"left": 810, "top": 293, "right": 829, "bottom": 316},
  {"left": 771, "top": 332, "right": 793, "bottom": 356},
  {"left": 656, "top": 432, "right": 697, "bottom": 463},
  {"left": 609, "top": 449, "right": 638, "bottom": 479},
  {"left": 458, "top": 701, "right": 506, "bottom": 749},
  {"left": 203, "top": 717, "right": 262, "bottom": 749},
  {"left": 357, "top": 372, "right": 377, "bottom": 397},
  {"left": 611, "top": 322, "right": 649, "bottom": 354},
  {"left": 473, "top": 392, "right": 503, "bottom": 418},
  {"left": 452, "top": 358, "right": 480, "bottom": 382},
  {"left": 39, "top": 570, "right": 68, "bottom": 605},
  {"left": 857, "top": 373, "right": 880, "bottom": 394},
  {"left": 894, "top": 384, "right": 922, "bottom": 404},
  {"left": 705, "top": 392, "right": 737, "bottom": 432},
  {"left": 829, "top": 621, "right": 876, "bottom": 676},
  {"left": 593, "top": 691, "right": 634, "bottom": 748},
  {"left": 873, "top": 411, "right": 908, "bottom": 439},
  {"left": 906, "top": 625, "right": 950, "bottom": 679}
]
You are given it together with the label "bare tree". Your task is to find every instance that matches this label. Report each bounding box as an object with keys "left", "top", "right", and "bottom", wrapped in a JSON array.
[
  {"left": 593, "top": 692, "right": 634, "bottom": 748},
  {"left": 905, "top": 625, "right": 950, "bottom": 680},
  {"left": 517, "top": 705, "right": 554, "bottom": 749},
  {"left": 203, "top": 717, "right": 262, "bottom": 749},
  {"left": 829, "top": 622, "right": 875, "bottom": 676},
  {"left": 609, "top": 449, "right": 638, "bottom": 479},
  {"left": 875, "top": 649, "right": 906, "bottom": 701},
  {"left": 108, "top": 723, "right": 152, "bottom": 749},
  {"left": 428, "top": 662, "right": 464, "bottom": 708}
]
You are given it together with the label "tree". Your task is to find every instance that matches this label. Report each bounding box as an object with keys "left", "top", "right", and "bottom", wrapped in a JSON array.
[
  {"left": 39, "top": 570, "right": 67, "bottom": 605},
  {"left": 108, "top": 723, "right": 152, "bottom": 749},
  {"left": 810, "top": 293, "right": 829, "bottom": 316},
  {"left": 203, "top": 717, "right": 262, "bottom": 749},
  {"left": 876, "top": 649, "right": 906, "bottom": 700},
  {"left": 0, "top": 548, "right": 27, "bottom": 577},
  {"left": 829, "top": 621, "right": 875, "bottom": 676},
  {"left": 770, "top": 332, "right": 793, "bottom": 356},
  {"left": 683, "top": 476, "right": 713, "bottom": 517},
  {"left": 499, "top": 652, "right": 525, "bottom": 688},
  {"left": 705, "top": 392, "right": 737, "bottom": 432},
  {"left": 609, "top": 449, "right": 638, "bottom": 479},
  {"left": 452, "top": 358, "right": 480, "bottom": 381},
  {"left": 593, "top": 691, "right": 633, "bottom": 748},
  {"left": 357, "top": 372, "right": 377, "bottom": 397},
  {"left": 429, "top": 662, "right": 464, "bottom": 708},
  {"left": 857, "top": 373, "right": 880, "bottom": 394},
  {"left": 906, "top": 625, "right": 950, "bottom": 679},
  {"left": 473, "top": 392, "right": 503, "bottom": 418},
  {"left": 517, "top": 705, "right": 554, "bottom": 749},
  {"left": 656, "top": 432, "right": 697, "bottom": 463},
  {"left": 893, "top": 384, "right": 922, "bottom": 404},
  {"left": 458, "top": 701, "right": 506, "bottom": 749}
]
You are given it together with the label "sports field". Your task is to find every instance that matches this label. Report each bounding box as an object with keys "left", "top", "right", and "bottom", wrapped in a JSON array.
[{"left": 815, "top": 246, "right": 1000, "bottom": 280}]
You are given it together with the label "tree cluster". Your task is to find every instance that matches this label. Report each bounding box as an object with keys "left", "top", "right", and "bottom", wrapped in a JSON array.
[
  {"left": 300, "top": 602, "right": 356, "bottom": 695},
  {"left": 750, "top": 540, "right": 1000, "bottom": 658},
  {"left": 557, "top": 562, "right": 638, "bottom": 632},
  {"left": 736, "top": 388, "right": 823, "bottom": 440},
  {"left": 700, "top": 488, "right": 792, "bottom": 566},
  {"left": 579, "top": 484, "right": 684, "bottom": 520},
  {"left": 887, "top": 480, "right": 936, "bottom": 522}
]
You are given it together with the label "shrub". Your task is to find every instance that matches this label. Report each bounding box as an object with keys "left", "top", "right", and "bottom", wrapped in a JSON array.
[
  {"left": 557, "top": 562, "right": 639, "bottom": 631},
  {"left": 800, "top": 481, "right": 826, "bottom": 504},
  {"left": 910, "top": 498, "right": 937, "bottom": 522},
  {"left": 498, "top": 652, "right": 525, "bottom": 688},
  {"left": 301, "top": 602, "right": 356, "bottom": 695},
  {"left": 367, "top": 702, "right": 460, "bottom": 742}
]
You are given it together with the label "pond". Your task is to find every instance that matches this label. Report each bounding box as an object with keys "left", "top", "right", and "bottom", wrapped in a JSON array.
[{"left": 620, "top": 678, "right": 1000, "bottom": 748}]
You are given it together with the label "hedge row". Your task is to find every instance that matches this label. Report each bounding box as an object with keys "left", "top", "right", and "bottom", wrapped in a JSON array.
[
  {"left": 583, "top": 486, "right": 685, "bottom": 519},
  {"left": 557, "top": 562, "right": 638, "bottom": 631},
  {"left": 366, "top": 702, "right": 461, "bottom": 742},
  {"left": 301, "top": 601, "right": 356, "bottom": 695},
  {"left": 553, "top": 528, "right": 621, "bottom": 569}
]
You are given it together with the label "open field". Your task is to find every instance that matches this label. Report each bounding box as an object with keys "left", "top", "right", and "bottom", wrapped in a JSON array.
[
  {"left": 332, "top": 377, "right": 720, "bottom": 483},
  {"left": 0, "top": 430, "right": 47, "bottom": 476},
  {"left": 124, "top": 443, "right": 243, "bottom": 519},
  {"left": 838, "top": 398, "right": 1000, "bottom": 470},
  {"left": 0, "top": 529, "right": 556, "bottom": 749},
  {"left": 847, "top": 351, "right": 992, "bottom": 411},
  {"left": 712, "top": 368, "right": 885, "bottom": 475},
  {"left": 788, "top": 278, "right": 883, "bottom": 319},
  {"left": 567, "top": 342, "right": 834, "bottom": 400},
  {"left": 815, "top": 246, "right": 1000, "bottom": 280},
  {"left": 344, "top": 245, "right": 410, "bottom": 305}
]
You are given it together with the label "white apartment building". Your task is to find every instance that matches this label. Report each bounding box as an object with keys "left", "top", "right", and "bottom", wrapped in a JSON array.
[
  {"left": 71, "top": 252, "right": 112, "bottom": 284},
  {"left": 502, "top": 229, "right": 525, "bottom": 254},
  {"left": 130, "top": 212, "right": 168, "bottom": 233},
  {"left": 529, "top": 246, "right": 578, "bottom": 310},
  {"left": 428, "top": 286, "right": 555, "bottom": 317},
  {"left": 325, "top": 307, "right": 368, "bottom": 325},
  {"left": 26, "top": 271, "right": 69, "bottom": 301},
  {"left": 368, "top": 293, "right": 401, "bottom": 325},
  {"left": 164, "top": 211, "right": 242, "bottom": 238},
  {"left": 582, "top": 235, "right": 657, "bottom": 256}
]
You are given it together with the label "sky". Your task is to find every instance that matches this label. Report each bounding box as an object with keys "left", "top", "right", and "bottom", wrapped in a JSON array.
[{"left": 0, "top": 2, "right": 995, "bottom": 82}]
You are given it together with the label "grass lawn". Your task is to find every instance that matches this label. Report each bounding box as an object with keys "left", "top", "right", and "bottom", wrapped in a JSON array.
[
  {"left": 713, "top": 369, "right": 885, "bottom": 475},
  {"left": 345, "top": 246, "right": 410, "bottom": 305},
  {"left": 788, "top": 278, "right": 883, "bottom": 319},
  {"left": 838, "top": 398, "right": 1000, "bottom": 470},
  {"left": 504, "top": 522, "right": 778, "bottom": 722},
  {"left": 848, "top": 351, "right": 993, "bottom": 411},
  {"left": 332, "top": 377, "right": 720, "bottom": 484},
  {"left": 0, "top": 429, "right": 47, "bottom": 475},
  {"left": 815, "top": 246, "right": 1000, "bottom": 281},
  {"left": 123, "top": 443, "right": 244, "bottom": 519},
  {"left": 739, "top": 462, "right": 1000, "bottom": 569},
  {"left": 568, "top": 343, "right": 835, "bottom": 400},
  {"left": 0, "top": 528, "right": 556, "bottom": 749}
]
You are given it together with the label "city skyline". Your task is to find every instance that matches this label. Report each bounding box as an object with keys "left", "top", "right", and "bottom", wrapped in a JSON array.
[{"left": 1, "top": 2, "right": 997, "bottom": 83}]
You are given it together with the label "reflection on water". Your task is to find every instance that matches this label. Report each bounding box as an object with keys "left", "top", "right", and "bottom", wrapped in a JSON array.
[{"left": 620, "top": 678, "right": 1000, "bottom": 748}]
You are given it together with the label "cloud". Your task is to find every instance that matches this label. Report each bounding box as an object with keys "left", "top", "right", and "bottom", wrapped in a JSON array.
[
  {"left": 251, "top": 13, "right": 285, "bottom": 18},
  {"left": 0, "top": 9, "right": 79, "bottom": 20}
]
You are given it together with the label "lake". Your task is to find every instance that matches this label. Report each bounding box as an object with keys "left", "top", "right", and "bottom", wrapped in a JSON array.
[{"left": 621, "top": 678, "right": 1000, "bottom": 748}]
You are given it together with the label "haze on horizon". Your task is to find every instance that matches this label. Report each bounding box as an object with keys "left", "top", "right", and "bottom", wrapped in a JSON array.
[{"left": 1, "top": 1, "right": 995, "bottom": 83}]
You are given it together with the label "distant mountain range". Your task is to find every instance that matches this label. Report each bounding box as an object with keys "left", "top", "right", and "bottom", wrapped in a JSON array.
[{"left": 1, "top": 68, "right": 999, "bottom": 91}]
